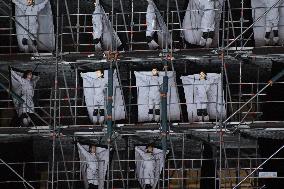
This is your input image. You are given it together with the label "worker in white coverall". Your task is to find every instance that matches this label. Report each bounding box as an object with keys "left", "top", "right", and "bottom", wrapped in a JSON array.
[
  {"left": 81, "top": 70, "right": 107, "bottom": 124},
  {"left": 194, "top": 71, "right": 210, "bottom": 121},
  {"left": 136, "top": 145, "right": 156, "bottom": 189},
  {"left": 135, "top": 69, "right": 163, "bottom": 122},
  {"left": 11, "top": 69, "right": 40, "bottom": 126},
  {"left": 92, "top": 0, "right": 123, "bottom": 51},
  {"left": 146, "top": 0, "right": 171, "bottom": 50},
  {"left": 197, "top": 0, "right": 216, "bottom": 47},
  {"left": 12, "top": 0, "right": 49, "bottom": 49},
  {"left": 262, "top": 0, "right": 280, "bottom": 45},
  {"left": 87, "top": 145, "right": 100, "bottom": 189},
  {"left": 92, "top": 70, "right": 107, "bottom": 124},
  {"left": 78, "top": 143, "right": 108, "bottom": 189}
]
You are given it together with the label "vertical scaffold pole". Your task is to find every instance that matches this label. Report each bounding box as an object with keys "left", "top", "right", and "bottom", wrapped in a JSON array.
[
  {"left": 51, "top": 0, "right": 60, "bottom": 188},
  {"left": 161, "top": 59, "right": 169, "bottom": 188},
  {"left": 106, "top": 52, "right": 117, "bottom": 189},
  {"left": 161, "top": 60, "right": 169, "bottom": 152},
  {"left": 107, "top": 53, "right": 115, "bottom": 140}
]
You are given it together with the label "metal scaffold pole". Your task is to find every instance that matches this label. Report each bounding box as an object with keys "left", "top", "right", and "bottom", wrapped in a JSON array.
[
  {"left": 161, "top": 58, "right": 169, "bottom": 188},
  {"left": 224, "top": 69, "right": 284, "bottom": 124},
  {"left": 51, "top": 0, "right": 60, "bottom": 188},
  {"left": 106, "top": 51, "right": 117, "bottom": 189},
  {"left": 107, "top": 53, "right": 115, "bottom": 141}
]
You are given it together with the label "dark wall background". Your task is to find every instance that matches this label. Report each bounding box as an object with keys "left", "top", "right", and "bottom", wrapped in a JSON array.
[
  {"left": 0, "top": 138, "right": 37, "bottom": 189},
  {"left": 258, "top": 138, "right": 284, "bottom": 188}
]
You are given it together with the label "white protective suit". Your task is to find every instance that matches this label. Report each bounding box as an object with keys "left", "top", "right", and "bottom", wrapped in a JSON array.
[
  {"left": 81, "top": 73, "right": 107, "bottom": 124},
  {"left": 135, "top": 146, "right": 166, "bottom": 189},
  {"left": 194, "top": 79, "right": 210, "bottom": 110},
  {"left": 262, "top": 0, "right": 280, "bottom": 32},
  {"left": 146, "top": 0, "right": 171, "bottom": 49},
  {"left": 181, "top": 73, "right": 226, "bottom": 122},
  {"left": 92, "top": 0, "right": 122, "bottom": 51},
  {"left": 10, "top": 70, "right": 40, "bottom": 117},
  {"left": 81, "top": 70, "right": 126, "bottom": 124},
  {"left": 77, "top": 143, "right": 110, "bottom": 189},
  {"left": 12, "top": 0, "right": 49, "bottom": 48},
  {"left": 135, "top": 72, "right": 163, "bottom": 122},
  {"left": 251, "top": 0, "right": 284, "bottom": 46},
  {"left": 135, "top": 71, "right": 181, "bottom": 122},
  {"left": 182, "top": 0, "right": 216, "bottom": 47},
  {"left": 194, "top": 79, "right": 210, "bottom": 121}
]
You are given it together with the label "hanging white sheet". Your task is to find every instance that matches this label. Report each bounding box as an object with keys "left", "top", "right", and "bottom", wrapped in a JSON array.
[
  {"left": 92, "top": 0, "right": 122, "bottom": 51},
  {"left": 77, "top": 143, "right": 110, "bottom": 189},
  {"left": 14, "top": 0, "right": 55, "bottom": 52},
  {"left": 10, "top": 69, "right": 40, "bottom": 117},
  {"left": 181, "top": 73, "right": 226, "bottom": 122},
  {"left": 182, "top": 0, "right": 223, "bottom": 47},
  {"left": 251, "top": 0, "right": 284, "bottom": 46},
  {"left": 135, "top": 146, "right": 167, "bottom": 189},
  {"left": 81, "top": 70, "right": 126, "bottom": 123},
  {"left": 146, "top": 0, "right": 171, "bottom": 49},
  {"left": 134, "top": 71, "right": 181, "bottom": 122}
]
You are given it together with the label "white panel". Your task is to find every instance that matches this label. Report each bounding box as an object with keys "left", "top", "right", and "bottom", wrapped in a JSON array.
[
  {"left": 134, "top": 71, "right": 181, "bottom": 122},
  {"left": 15, "top": 0, "right": 55, "bottom": 51},
  {"left": 92, "top": 0, "right": 122, "bottom": 51},
  {"left": 251, "top": 0, "right": 284, "bottom": 46},
  {"left": 135, "top": 146, "right": 166, "bottom": 189},
  {"left": 181, "top": 73, "right": 226, "bottom": 122},
  {"left": 81, "top": 70, "right": 126, "bottom": 123},
  {"left": 182, "top": 0, "right": 223, "bottom": 47},
  {"left": 77, "top": 143, "right": 110, "bottom": 189}
]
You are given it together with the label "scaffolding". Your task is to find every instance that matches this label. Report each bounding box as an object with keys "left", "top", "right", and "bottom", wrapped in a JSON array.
[{"left": 0, "top": 0, "right": 284, "bottom": 188}]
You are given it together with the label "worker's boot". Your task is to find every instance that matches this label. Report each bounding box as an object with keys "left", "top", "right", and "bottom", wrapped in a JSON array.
[
  {"left": 32, "top": 40, "right": 37, "bottom": 47},
  {"left": 264, "top": 32, "right": 271, "bottom": 45},
  {"left": 22, "top": 115, "right": 31, "bottom": 127},
  {"left": 273, "top": 30, "right": 279, "bottom": 46},
  {"left": 199, "top": 36, "right": 207, "bottom": 47},
  {"left": 147, "top": 36, "right": 159, "bottom": 50},
  {"left": 154, "top": 109, "right": 160, "bottom": 122},
  {"left": 98, "top": 109, "right": 105, "bottom": 125},
  {"left": 148, "top": 109, "right": 154, "bottom": 121},
  {"left": 145, "top": 184, "right": 152, "bottom": 189},
  {"left": 205, "top": 31, "right": 214, "bottom": 48},
  {"left": 94, "top": 38, "right": 102, "bottom": 51},
  {"left": 88, "top": 183, "right": 98, "bottom": 189},
  {"left": 22, "top": 38, "right": 28, "bottom": 46}
]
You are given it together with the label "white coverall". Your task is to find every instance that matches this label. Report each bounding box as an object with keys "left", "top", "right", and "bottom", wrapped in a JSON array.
[
  {"left": 12, "top": 0, "right": 49, "bottom": 42},
  {"left": 146, "top": 0, "right": 171, "bottom": 49},
  {"left": 183, "top": 0, "right": 216, "bottom": 47},
  {"left": 198, "top": 0, "right": 216, "bottom": 33},
  {"left": 135, "top": 147, "right": 156, "bottom": 187},
  {"left": 198, "top": 0, "right": 216, "bottom": 47},
  {"left": 262, "top": 0, "right": 280, "bottom": 32},
  {"left": 81, "top": 74, "right": 107, "bottom": 124},
  {"left": 194, "top": 79, "right": 210, "bottom": 121},
  {"left": 148, "top": 76, "right": 161, "bottom": 111},
  {"left": 93, "top": 77, "right": 107, "bottom": 124},
  {"left": 92, "top": 0, "right": 122, "bottom": 51},
  {"left": 77, "top": 144, "right": 109, "bottom": 189},
  {"left": 11, "top": 70, "right": 40, "bottom": 117},
  {"left": 135, "top": 72, "right": 163, "bottom": 121}
]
